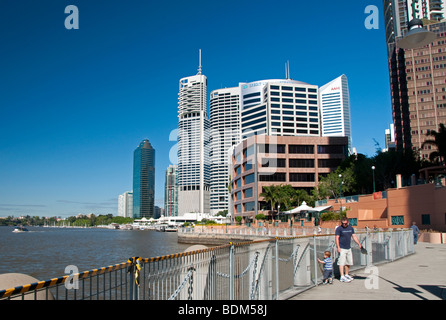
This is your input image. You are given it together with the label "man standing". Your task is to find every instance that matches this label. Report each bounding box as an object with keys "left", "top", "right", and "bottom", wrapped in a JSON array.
[
  {"left": 410, "top": 221, "right": 421, "bottom": 244},
  {"left": 335, "top": 217, "right": 363, "bottom": 283}
]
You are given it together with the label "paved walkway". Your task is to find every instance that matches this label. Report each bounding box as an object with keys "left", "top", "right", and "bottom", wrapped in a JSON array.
[{"left": 289, "top": 242, "right": 446, "bottom": 300}]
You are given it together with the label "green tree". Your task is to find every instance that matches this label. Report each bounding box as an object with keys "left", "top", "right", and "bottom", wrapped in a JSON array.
[
  {"left": 260, "top": 185, "right": 279, "bottom": 213},
  {"left": 316, "top": 166, "right": 355, "bottom": 200}
]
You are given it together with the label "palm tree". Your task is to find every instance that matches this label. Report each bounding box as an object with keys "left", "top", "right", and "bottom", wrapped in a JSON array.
[
  {"left": 422, "top": 124, "right": 446, "bottom": 165},
  {"left": 259, "top": 186, "right": 278, "bottom": 214}
]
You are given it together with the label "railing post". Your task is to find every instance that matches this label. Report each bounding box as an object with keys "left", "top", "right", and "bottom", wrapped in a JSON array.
[
  {"left": 366, "top": 230, "right": 372, "bottom": 267},
  {"left": 275, "top": 238, "right": 279, "bottom": 300},
  {"left": 313, "top": 235, "right": 318, "bottom": 286},
  {"left": 129, "top": 270, "right": 134, "bottom": 300},
  {"left": 229, "top": 243, "right": 234, "bottom": 300}
]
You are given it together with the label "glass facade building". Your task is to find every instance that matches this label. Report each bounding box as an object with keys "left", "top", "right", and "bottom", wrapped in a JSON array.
[{"left": 133, "top": 139, "right": 155, "bottom": 219}]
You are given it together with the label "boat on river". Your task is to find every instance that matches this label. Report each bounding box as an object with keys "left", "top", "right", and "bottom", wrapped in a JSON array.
[{"left": 12, "top": 226, "right": 29, "bottom": 233}]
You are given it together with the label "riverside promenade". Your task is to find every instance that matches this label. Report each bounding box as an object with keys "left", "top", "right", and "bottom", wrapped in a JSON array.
[{"left": 288, "top": 241, "right": 446, "bottom": 300}]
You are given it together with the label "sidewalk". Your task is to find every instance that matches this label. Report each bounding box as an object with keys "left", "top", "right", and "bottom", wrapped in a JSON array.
[{"left": 288, "top": 242, "right": 446, "bottom": 300}]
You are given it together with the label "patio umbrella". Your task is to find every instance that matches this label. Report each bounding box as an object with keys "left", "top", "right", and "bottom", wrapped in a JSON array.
[{"left": 284, "top": 201, "right": 314, "bottom": 214}]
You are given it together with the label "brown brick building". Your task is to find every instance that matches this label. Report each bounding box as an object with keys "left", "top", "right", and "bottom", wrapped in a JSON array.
[
  {"left": 390, "top": 20, "right": 446, "bottom": 160},
  {"left": 230, "top": 135, "right": 348, "bottom": 221}
]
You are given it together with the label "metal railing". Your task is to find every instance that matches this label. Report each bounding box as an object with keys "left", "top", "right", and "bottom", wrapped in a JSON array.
[{"left": 0, "top": 229, "right": 414, "bottom": 300}]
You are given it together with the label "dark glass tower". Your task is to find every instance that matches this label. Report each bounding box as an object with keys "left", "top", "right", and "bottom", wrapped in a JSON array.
[{"left": 133, "top": 139, "right": 155, "bottom": 219}]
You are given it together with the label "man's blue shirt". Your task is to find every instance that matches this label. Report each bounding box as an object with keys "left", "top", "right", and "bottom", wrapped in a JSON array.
[{"left": 335, "top": 225, "right": 355, "bottom": 249}]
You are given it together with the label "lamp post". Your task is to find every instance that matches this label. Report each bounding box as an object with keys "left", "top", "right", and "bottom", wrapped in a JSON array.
[
  {"left": 398, "top": 19, "right": 437, "bottom": 50},
  {"left": 372, "top": 166, "right": 376, "bottom": 193},
  {"left": 339, "top": 174, "right": 343, "bottom": 217}
]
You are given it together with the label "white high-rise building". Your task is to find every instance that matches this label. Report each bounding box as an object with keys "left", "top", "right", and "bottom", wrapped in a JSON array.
[
  {"left": 209, "top": 86, "right": 240, "bottom": 214},
  {"left": 239, "top": 79, "right": 320, "bottom": 139},
  {"left": 118, "top": 191, "right": 133, "bottom": 218},
  {"left": 177, "top": 51, "right": 210, "bottom": 214},
  {"left": 319, "top": 75, "right": 352, "bottom": 153}
]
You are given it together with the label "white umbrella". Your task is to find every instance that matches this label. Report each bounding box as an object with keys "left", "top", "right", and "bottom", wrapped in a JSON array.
[{"left": 284, "top": 201, "right": 314, "bottom": 214}]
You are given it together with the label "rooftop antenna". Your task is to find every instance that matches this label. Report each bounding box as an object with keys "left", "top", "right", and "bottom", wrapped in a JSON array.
[
  {"left": 198, "top": 49, "right": 202, "bottom": 75},
  {"left": 285, "top": 60, "right": 291, "bottom": 79}
]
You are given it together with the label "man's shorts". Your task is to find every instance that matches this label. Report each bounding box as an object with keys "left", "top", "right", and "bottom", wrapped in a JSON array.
[{"left": 338, "top": 248, "right": 353, "bottom": 266}]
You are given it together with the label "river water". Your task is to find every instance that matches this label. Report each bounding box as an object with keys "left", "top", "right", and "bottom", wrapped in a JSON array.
[{"left": 0, "top": 226, "right": 191, "bottom": 283}]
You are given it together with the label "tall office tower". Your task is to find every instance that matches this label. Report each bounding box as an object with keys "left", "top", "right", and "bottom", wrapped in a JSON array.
[
  {"left": 118, "top": 191, "right": 133, "bottom": 218},
  {"left": 239, "top": 79, "right": 320, "bottom": 139},
  {"left": 319, "top": 75, "right": 353, "bottom": 153},
  {"left": 164, "top": 165, "right": 178, "bottom": 217},
  {"left": 383, "top": 0, "right": 446, "bottom": 151},
  {"left": 177, "top": 51, "right": 211, "bottom": 214},
  {"left": 404, "top": 20, "right": 446, "bottom": 159},
  {"left": 133, "top": 139, "right": 155, "bottom": 219},
  {"left": 209, "top": 87, "right": 241, "bottom": 214}
]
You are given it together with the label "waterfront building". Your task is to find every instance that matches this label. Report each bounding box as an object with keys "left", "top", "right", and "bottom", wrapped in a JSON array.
[
  {"left": 209, "top": 86, "right": 241, "bottom": 214},
  {"left": 383, "top": 0, "right": 446, "bottom": 156},
  {"left": 230, "top": 135, "right": 348, "bottom": 221},
  {"left": 177, "top": 51, "right": 211, "bottom": 214},
  {"left": 164, "top": 165, "right": 178, "bottom": 217},
  {"left": 319, "top": 75, "right": 353, "bottom": 153},
  {"left": 133, "top": 139, "right": 155, "bottom": 219},
  {"left": 239, "top": 79, "right": 320, "bottom": 139},
  {"left": 118, "top": 191, "right": 133, "bottom": 218}
]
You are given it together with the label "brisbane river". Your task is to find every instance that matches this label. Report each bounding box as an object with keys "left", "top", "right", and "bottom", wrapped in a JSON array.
[{"left": 0, "top": 226, "right": 191, "bottom": 283}]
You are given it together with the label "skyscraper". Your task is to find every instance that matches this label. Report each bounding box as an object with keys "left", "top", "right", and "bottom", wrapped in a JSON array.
[
  {"left": 133, "top": 139, "right": 155, "bottom": 219},
  {"left": 164, "top": 165, "right": 178, "bottom": 217},
  {"left": 210, "top": 86, "right": 241, "bottom": 214},
  {"left": 177, "top": 51, "right": 210, "bottom": 214},
  {"left": 118, "top": 191, "right": 133, "bottom": 218},
  {"left": 239, "top": 79, "right": 320, "bottom": 139},
  {"left": 404, "top": 20, "right": 446, "bottom": 159},
  {"left": 383, "top": 0, "right": 446, "bottom": 152},
  {"left": 319, "top": 75, "right": 353, "bottom": 153}
]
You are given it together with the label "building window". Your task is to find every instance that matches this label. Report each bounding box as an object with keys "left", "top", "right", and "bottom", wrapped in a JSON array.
[
  {"left": 318, "top": 159, "right": 342, "bottom": 168},
  {"left": 349, "top": 218, "right": 358, "bottom": 226},
  {"left": 289, "top": 159, "right": 315, "bottom": 168},
  {"left": 244, "top": 173, "right": 255, "bottom": 185},
  {"left": 289, "top": 145, "right": 314, "bottom": 154},
  {"left": 317, "top": 145, "right": 345, "bottom": 154},
  {"left": 421, "top": 214, "right": 431, "bottom": 225},
  {"left": 244, "top": 188, "right": 253, "bottom": 198},
  {"left": 243, "top": 162, "right": 253, "bottom": 171},
  {"left": 258, "top": 144, "right": 286, "bottom": 154},
  {"left": 289, "top": 173, "right": 315, "bottom": 182},
  {"left": 244, "top": 201, "right": 255, "bottom": 212},
  {"left": 259, "top": 173, "right": 286, "bottom": 182},
  {"left": 262, "top": 158, "right": 286, "bottom": 168},
  {"left": 391, "top": 216, "right": 405, "bottom": 225}
]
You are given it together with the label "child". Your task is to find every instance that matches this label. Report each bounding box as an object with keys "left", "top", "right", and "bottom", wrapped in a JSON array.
[{"left": 317, "top": 251, "right": 333, "bottom": 284}]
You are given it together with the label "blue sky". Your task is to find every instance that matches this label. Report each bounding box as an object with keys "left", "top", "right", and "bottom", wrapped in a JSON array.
[{"left": 0, "top": 0, "right": 391, "bottom": 217}]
